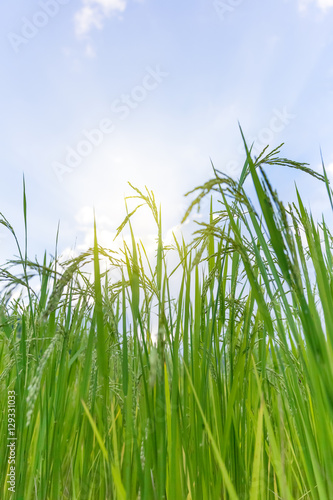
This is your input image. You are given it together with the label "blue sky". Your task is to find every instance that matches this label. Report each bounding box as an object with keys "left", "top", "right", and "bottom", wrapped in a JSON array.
[{"left": 1, "top": 0, "right": 333, "bottom": 265}]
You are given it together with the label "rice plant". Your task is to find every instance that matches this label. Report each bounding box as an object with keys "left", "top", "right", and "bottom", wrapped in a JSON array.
[{"left": 1, "top": 136, "right": 333, "bottom": 499}]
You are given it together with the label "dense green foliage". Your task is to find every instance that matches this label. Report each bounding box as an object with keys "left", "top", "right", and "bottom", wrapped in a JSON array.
[{"left": 1, "top": 138, "right": 333, "bottom": 499}]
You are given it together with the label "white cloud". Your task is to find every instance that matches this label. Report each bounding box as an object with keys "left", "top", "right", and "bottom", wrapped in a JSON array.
[
  {"left": 325, "top": 161, "right": 333, "bottom": 174},
  {"left": 75, "top": 0, "right": 127, "bottom": 37},
  {"left": 85, "top": 43, "right": 96, "bottom": 58},
  {"left": 315, "top": 0, "right": 333, "bottom": 8},
  {"left": 299, "top": 0, "right": 333, "bottom": 12}
]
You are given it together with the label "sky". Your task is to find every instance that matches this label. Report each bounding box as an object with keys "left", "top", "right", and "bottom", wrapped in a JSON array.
[{"left": 1, "top": 0, "right": 333, "bottom": 268}]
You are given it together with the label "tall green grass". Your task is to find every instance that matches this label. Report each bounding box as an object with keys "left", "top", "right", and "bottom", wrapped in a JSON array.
[{"left": 1, "top": 138, "right": 333, "bottom": 499}]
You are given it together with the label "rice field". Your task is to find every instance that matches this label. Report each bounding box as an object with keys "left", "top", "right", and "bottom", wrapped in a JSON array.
[{"left": 1, "top": 138, "right": 333, "bottom": 499}]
